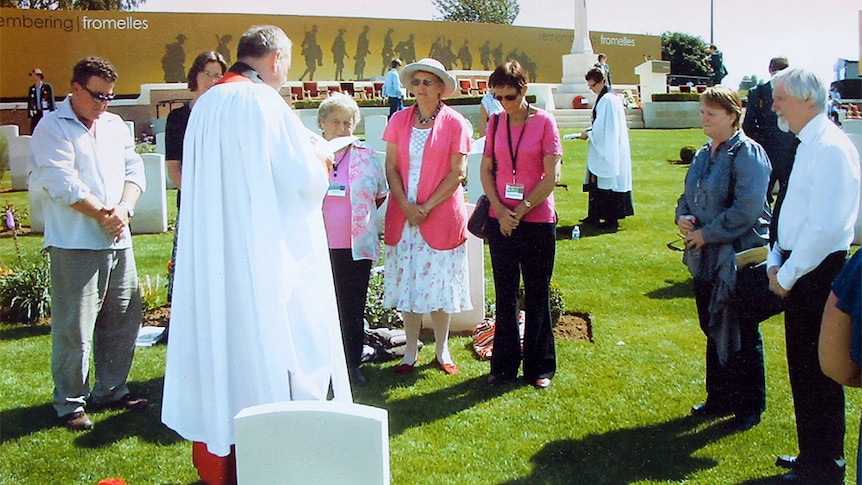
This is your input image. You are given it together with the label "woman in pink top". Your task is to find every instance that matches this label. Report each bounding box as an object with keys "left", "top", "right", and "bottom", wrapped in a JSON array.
[
  {"left": 321, "top": 93, "right": 388, "bottom": 387},
  {"left": 383, "top": 58, "right": 473, "bottom": 376},
  {"left": 479, "top": 60, "right": 562, "bottom": 389}
]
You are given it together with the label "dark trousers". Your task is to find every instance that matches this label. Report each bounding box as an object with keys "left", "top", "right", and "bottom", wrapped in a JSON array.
[
  {"left": 487, "top": 219, "right": 556, "bottom": 380},
  {"left": 693, "top": 278, "right": 766, "bottom": 415},
  {"left": 329, "top": 249, "right": 373, "bottom": 369},
  {"left": 388, "top": 97, "right": 403, "bottom": 119},
  {"left": 784, "top": 251, "right": 847, "bottom": 470},
  {"left": 30, "top": 111, "right": 43, "bottom": 134}
]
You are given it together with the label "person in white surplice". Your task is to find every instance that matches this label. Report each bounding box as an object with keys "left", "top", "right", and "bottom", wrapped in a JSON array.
[
  {"left": 578, "top": 67, "right": 634, "bottom": 230},
  {"left": 161, "top": 25, "right": 350, "bottom": 483}
]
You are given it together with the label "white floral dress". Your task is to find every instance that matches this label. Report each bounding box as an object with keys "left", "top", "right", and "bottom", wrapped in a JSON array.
[{"left": 384, "top": 127, "right": 472, "bottom": 314}]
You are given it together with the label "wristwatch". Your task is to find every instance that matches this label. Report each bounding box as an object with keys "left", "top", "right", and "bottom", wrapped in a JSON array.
[
  {"left": 523, "top": 200, "right": 532, "bottom": 208},
  {"left": 119, "top": 201, "right": 135, "bottom": 218}
]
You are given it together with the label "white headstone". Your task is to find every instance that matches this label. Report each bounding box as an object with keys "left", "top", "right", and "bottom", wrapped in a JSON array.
[
  {"left": 234, "top": 401, "right": 390, "bottom": 485},
  {"left": 132, "top": 153, "right": 168, "bottom": 234},
  {"left": 8, "top": 135, "right": 31, "bottom": 191},
  {"left": 0, "top": 125, "right": 20, "bottom": 138},
  {"left": 364, "top": 115, "right": 388, "bottom": 153}
]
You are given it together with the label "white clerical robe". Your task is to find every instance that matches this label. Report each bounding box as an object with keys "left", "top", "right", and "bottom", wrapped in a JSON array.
[
  {"left": 585, "top": 92, "right": 633, "bottom": 193},
  {"left": 161, "top": 77, "right": 351, "bottom": 457}
]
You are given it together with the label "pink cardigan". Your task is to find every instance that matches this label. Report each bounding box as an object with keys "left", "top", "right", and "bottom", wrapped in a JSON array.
[{"left": 383, "top": 104, "right": 472, "bottom": 250}]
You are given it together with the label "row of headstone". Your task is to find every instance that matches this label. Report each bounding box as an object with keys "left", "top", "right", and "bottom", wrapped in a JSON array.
[{"left": 2, "top": 123, "right": 168, "bottom": 234}]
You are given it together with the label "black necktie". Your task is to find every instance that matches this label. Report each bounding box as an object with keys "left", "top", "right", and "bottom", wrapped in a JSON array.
[{"left": 770, "top": 137, "right": 801, "bottom": 248}]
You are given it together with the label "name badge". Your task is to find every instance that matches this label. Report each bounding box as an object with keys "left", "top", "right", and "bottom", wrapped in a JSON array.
[
  {"left": 504, "top": 184, "right": 525, "bottom": 200},
  {"left": 327, "top": 184, "right": 347, "bottom": 197}
]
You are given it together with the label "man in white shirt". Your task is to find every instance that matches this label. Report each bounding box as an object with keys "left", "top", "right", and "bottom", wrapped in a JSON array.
[
  {"left": 382, "top": 58, "right": 404, "bottom": 119},
  {"left": 29, "top": 57, "right": 148, "bottom": 432},
  {"left": 767, "top": 67, "right": 860, "bottom": 484}
]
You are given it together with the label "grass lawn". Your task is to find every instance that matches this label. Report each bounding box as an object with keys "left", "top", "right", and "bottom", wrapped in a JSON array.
[{"left": 0, "top": 128, "right": 859, "bottom": 484}]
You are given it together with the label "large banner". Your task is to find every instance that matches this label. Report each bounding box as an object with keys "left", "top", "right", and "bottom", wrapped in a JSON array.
[{"left": 0, "top": 8, "right": 660, "bottom": 99}]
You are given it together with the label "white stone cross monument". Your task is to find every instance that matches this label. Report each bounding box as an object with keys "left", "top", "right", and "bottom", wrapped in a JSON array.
[{"left": 556, "top": 0, "right": 599, "bottom": 108}]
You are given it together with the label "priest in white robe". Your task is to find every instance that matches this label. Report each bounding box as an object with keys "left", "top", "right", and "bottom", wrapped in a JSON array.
[
  {"left": 161, "top": 25, "right": 350, "bottom": 483},
  {"left": 579, "top": 67, "right": 634, "bottom": 230}
]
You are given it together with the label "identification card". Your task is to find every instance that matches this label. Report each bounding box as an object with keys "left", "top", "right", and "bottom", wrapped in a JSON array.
[
  {"left": 327, "top": 184, "right": 347, "bottom": 197},
  {"left": 504, "top": 184, "right": 525, "bottom": 200}
]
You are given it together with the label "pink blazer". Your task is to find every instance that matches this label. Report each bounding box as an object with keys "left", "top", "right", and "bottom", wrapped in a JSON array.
[{"left": 383, "top": 104, "right": 471, "bottom": 250}]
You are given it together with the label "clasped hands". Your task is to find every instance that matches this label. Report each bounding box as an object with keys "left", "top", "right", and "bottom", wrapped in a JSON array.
[{"left": 99, "top": 205, "right": 131, "bottom": 242}]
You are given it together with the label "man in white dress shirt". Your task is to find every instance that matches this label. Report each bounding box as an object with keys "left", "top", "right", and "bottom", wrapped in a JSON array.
[
  {"left": 29, "top": 57, "right": 148, "bottom": 432},
  {"left": 767, "top": 67, "right": 860, "bottom": 484}
]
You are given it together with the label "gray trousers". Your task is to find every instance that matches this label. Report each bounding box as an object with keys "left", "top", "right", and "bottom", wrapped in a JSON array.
[{"left": 49, "top": 247, "right": 142, "bottom": 417}]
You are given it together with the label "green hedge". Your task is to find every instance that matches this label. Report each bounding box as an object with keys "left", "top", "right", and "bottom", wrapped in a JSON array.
[{"left": 651, "top": 93, "right": 701, "bottom": 102}]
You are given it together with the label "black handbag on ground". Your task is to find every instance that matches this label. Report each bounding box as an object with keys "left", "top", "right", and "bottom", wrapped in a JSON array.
[{"left": 467, "top": 113, "right": 499, "bottom": 239}]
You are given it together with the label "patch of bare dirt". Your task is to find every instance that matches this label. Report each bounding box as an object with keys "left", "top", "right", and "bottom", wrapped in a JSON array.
[
  {"left": 554, "top": 312, "right": 592, "bottom": 342},
  {"left": 143, "top": 305, "right": 170, "bottom": 327}
]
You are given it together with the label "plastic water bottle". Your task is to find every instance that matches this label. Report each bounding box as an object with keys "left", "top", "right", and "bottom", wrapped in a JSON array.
[{"left": 571, "top": 225, "right": 580, "bottom": 240}]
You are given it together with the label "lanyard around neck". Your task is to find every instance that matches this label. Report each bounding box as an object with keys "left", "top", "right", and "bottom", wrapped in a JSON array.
[{"left": 506, "top": 104, "right": 530, "bottom": 181}]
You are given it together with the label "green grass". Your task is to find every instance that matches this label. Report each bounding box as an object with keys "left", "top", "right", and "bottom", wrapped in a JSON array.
[{"left": 1, "top": 129, "right": 859, "bottom": 484}]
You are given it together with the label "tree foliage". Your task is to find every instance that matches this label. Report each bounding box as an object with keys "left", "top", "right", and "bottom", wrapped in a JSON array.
[
  {"left": 0, "top": 0, "right": 145, "bottom": 9},
  {"left": 661, "top": 31, "right": 710, "bottom": 77},
  {"left": 432, "top": 0, "right": 519, "bottom": 24}
]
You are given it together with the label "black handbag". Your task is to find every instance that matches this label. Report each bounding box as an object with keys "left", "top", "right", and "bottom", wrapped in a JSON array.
[
  {"left": 733, "top": 261, "right": 785, "bottom": 323},
  {"left": 468, "top": 195, "right": 492, "bottom": 239},
  {"left": 467, "top": 113, "right": 499, "bottom": 240}
]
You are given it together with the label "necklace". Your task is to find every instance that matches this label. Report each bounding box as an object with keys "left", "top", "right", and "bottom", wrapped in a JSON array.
[
  {"left": 332, "top": 146, "right": 350, "bottom": 178},
  {"left": 415, "top": 103, "right": 442, "bottom": 124}
]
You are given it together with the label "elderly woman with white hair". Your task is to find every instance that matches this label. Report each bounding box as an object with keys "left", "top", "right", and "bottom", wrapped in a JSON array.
[
  {"left": 319, "top": 93, "right": 388, "bottom": 387},
  {"left": 382, "top": 58, "right": 472, "bottom": 376}
]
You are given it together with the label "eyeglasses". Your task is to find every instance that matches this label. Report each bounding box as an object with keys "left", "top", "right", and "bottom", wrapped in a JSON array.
[
  {"left": 201, "top": 70, "right": 223, "bottom": 79},
  {"left": 666, "top": 235, "right": 686, "bottom": 252},
  {"left": 410, "top": 78, "right": 436, "bottom": 87},
  {"left": 494, "top": 94, "right": 519, "bottom": 102},
  {"left": 81, "top": 85, "right": 115, "bottom": 103}
]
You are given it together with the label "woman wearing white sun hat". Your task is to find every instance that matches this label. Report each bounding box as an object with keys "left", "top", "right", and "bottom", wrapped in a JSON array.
[{"left": 382, "top": 58, "right": 473, "bottom": 377}]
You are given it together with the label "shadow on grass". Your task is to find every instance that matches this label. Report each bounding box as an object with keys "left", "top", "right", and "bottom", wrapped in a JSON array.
[
  {"left": 0, "top": 375, "right": 185, "bottom": 449},
  {"left": 73, "top": 376, "right": 185, "bottom": 449},
  {"left": 498, "top": 414, "right": 739, "bottom": 484},
  {"left": 557, "top": 223, "right": 620, "bottom": 240},
  {"left": 0, "top": 323, "right": 51, "bottom": 340},
  {"left": 645, "top": 278, "right": 693, "bottom": 300},
  {"left": 354, "top": 367, "right": 515, "bottom": 436}
]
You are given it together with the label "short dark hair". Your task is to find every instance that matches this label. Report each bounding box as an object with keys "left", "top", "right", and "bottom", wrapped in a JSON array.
[
  {"left": 71, "top": 57, "right": 117, "bottom": 87},
  {"left": 488, "top": 60, "right": 528, "bottom": 91},
  {"left": 585, "top": 67, "right": 605, "bottom": 84},
  {"left": 236, "top": 25, "right": 291, "bottom": 60},
  {"left": 187, "top": 51, "right": 227, "bottom": 92}
]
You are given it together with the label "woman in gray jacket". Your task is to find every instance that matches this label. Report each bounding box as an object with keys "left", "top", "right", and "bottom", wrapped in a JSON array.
[{"left": 675, "top": 85, "right": 772, "bottom": 432}]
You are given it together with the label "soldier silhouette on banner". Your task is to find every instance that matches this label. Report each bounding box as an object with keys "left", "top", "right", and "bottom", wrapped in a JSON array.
[
  {"left": 299, "top": 25, "right": 323, "bottom": 81},
  {"left": 215, "top": 34, "right": 233, "bottom": 64},
  {"left": 332, "top": 28, "right": 349, "bottom": 81},
  {"left": 381, "top": 28, "right": 395, "bottom": 76},
  {"left": 479, "top": 40, "right": 492, "bottom": 70},
  {"left": 353, "top": 25, "right": 371, "bottom": 80},
  {"left": 162, "top": 34, "right": 187, "bottom": 82},
  {"left": 458, "top": 40, "right": 473, "bottom": 70}
]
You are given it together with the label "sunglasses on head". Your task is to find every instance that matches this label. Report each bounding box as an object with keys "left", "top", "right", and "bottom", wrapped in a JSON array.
[
  {"left": 81, "top": 85, "right": 115, "bottom": 102},
  {"left": 410, "top": 78, "right": 436, "bottom": 87},
  {"left": 494, "top": 94, "right": 519, "bottom": 102}
]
